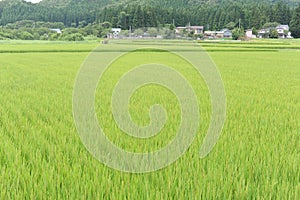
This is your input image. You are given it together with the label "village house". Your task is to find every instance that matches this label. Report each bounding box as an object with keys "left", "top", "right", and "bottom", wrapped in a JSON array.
[
  {"left": 276, "top": 25, "right": 291, "bottom": 39},
  {"left": 189, "top": 26, "right": 204, "bottom": 34},
  {"left": 245, "top": 29, "right": 256, "bottom": 39},
  {"left": 222, "top": 29, "right": 232, "bottom": 38},
  {"left": 258, "top": 25, "right": 292, "bottom": 39},
  {"left": 175, "top": 26, "right": 186, "bottom": 34},
  {"left": 204, "top": 29, "right": 232, "bottom": 39},
  {"left": 111, "top": 28, "right": 121, "bottom": 38},
  {"left": 204, "top": 31, "right": 217, "bottom": 38},
  {"left": 175, "top": 25, "right": 204, "bottom": 36},
  {"left": 258, "top": 29, "right": 269, "bottom": 38},
  {"left": 50, "top": 28, "right": 62, "bottom": 34}
]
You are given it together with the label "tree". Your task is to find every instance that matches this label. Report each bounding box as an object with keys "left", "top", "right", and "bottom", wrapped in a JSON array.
[
  {"left": 269, "top": 29, "right": 279, "bottom": 38},
  {"left": 148, "top": 27, "right": 158, "bottom": 37},
  {"left": 252, "top": 27, "right": 258, "bottom": 36},
  {"left": 225, "top": 22, "right": 236, "bottom": 30},
  {"left": 290, "top": 6, "right": 300, "bottom": 38},
  {"left": 262, "top": 22, "right": 279, "bottom": 29},
  {"left": 117, "top": 11, "right": 128, "bottom": 29},
  {"left": 18, "top": 31, "right": 34, "bottom": 40},
  {"left": 232, "top": 28, "right": 244, "bottom": 40},
  {"left": 61, "top": 33, "right": 84, "bottom": 41},
  {"left": 134, "top": 28, "right": 143, "bottom": 37},
  {"left": 49, "top": 33, "right": 60, "bottom": 41},
  {"left": 101, "top": 21, "right": 112, "bottom": 29},
  {"left": 169, "top": 23, "right": 175, "bottom": 31}
]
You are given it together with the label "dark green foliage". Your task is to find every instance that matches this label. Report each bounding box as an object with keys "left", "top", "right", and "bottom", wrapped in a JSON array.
[
  {"left": 18, "top": 31, "right": 34, "bottom": 40},
  {"left": 262, "top": 22, "right": 280, "bottom": 29},
  {"left": 269, "top": 29, "right": 279, "bottom": 38},
  {"left": 61, "top": 33, "right": 84, "bottom": 41},
  {"left": 225, "top": 22, "right": 236, "bottom": 30},
  {"left": 252, "top": 27, "right": 258, "bottom": 36},
  {"left": 232, "top": 28, "right": 244, "bottom": 40},
  {"left": 0, "top": 0, "right": 298, "bottom": 40},
  {"left": 290, "top": 5, "right": 300, "bottom": 38},
  {"left": 0, "top": 0, "right": 295, "bottom": 30}
]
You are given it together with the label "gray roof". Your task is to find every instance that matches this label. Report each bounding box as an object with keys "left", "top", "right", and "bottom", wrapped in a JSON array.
[{"left": 276, "top": 25, "right": 289, "bottom": 30}]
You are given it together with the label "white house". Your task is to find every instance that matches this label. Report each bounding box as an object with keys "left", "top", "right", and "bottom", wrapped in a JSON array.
[
  {"left": 222, "top": 29, "right": 232, "bottom": 38},
  {"left": 175, "top": 25, "right": 204, "bottom": 35},
  {"left": 175, "top": 27, "right": 186, "bottom": 34},
  {"left": 258, "top": 29, "right": 269, "bottom": 38},
  {"left": 111, "top": 28, "right": 121, "bottom": 38},
  {"left": 276, "top": 25, "right": 290, "bottom": 38},
  {"left": 204, "top": 29, "right": 232, "bottom": 38},
  {"left": 258, "top": 25, "right": 291, "bottom": 39},
  {"left": 189, "top": 26, "right": 204, "bottom": 34},
  {"left": 50, "top": 29, "right": 62, "bottom": 34},
  {"left": 245, "top": 29, "right": 256, "bottom": 38}
]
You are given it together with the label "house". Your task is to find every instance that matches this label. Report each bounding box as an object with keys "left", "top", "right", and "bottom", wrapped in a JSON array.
[
  {"left": 222, "top": 29, "right": 232, "bottom": 38},
  {"left": 245, "top": 29, "right": 256, "bottom": 38},
  {"left": 276, "top": 25, "right": 290, "bottom": 39},
  {"left": 111, "top": 28, "right": 121, "bottom": 38},
  {"left": 175, "top": 27, "right": 186, "bottom": 34},
  {"left": 175, "top": 25, "right": 204, "bottom": 36},
  {"left": 204, "top": 31, "right": 216, "bottom": 38},
  {"left": 204, "top": 29, "right": 232, "bottom": 38},
  {"left": 204, "top": 31, "right": 221, "bottom": 38},
  {"left": 189, "top": 26, "right": 204, "bottom": 34},
  {"left": 245, "top": 29, "right": 253, "bottom": 38},
  {"left": 215, "top": 31, "right": 224, "bottom": 38},
  {"left": 258, "top": 25, "right": 291, "bottom": 39},
  {"left": 258, "top": 29, "right": 270, "bottom": 38},
  {"left": 50, "top": 28, "right": 62, "bottom": 34}
]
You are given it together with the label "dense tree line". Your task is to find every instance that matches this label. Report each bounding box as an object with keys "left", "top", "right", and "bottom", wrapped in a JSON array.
[
  {"left": 0, "top": 20, "right": 113, "bottom": 40},
  {"left": 0, "top": 0, "right": 300, "bottom": 37}
]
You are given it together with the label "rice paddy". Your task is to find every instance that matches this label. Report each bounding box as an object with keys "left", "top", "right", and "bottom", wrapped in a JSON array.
[{"left": 0, "top": 39, "right": 299, "bottom": 199}]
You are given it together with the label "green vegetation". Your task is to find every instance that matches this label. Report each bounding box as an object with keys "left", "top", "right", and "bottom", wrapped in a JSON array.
[
  {"left": 0, "top": 20, "right": 111, "bottom": 41},
  {"left": 232, "top": 28, "right": 245, "bottom": 40},
  {"left": 0, "top": 40, "right": 299, "bottom": 198},
  {"left": 0, "top": 0, "right": 300, "bottom": 38},
  {"left": 290, "top": 5, "right": 300, "bottom": 38}
]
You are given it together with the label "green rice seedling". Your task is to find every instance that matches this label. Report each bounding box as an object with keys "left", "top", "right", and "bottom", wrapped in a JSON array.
[{"left": 0, "top": 40, "right": 299, "bottom": 199}]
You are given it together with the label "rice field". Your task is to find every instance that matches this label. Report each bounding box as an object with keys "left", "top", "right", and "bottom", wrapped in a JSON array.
[{"left": 0, "top": 39, "right": 299, "bottom": 199}]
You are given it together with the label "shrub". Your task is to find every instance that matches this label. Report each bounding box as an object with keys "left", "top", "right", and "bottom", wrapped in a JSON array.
[
  {"left": 232, "top": 28, "right": 244, "bottom": 40},
  {"left": 269, "top": 29, "right": 279, "bottom": 39},
  {"left": 61, "top": 33, "right": 84, "bottom": 41},
  {"left": 18, "top": 31, "right": 34, "bottom": 40}
]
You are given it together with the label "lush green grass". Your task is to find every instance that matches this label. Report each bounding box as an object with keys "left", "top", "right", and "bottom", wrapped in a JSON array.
[
  {"left": 0, "top": 40, "right": 299, "bottom": 199},
  {"left": 0, "top": 41, "right": 97, "bottom": 53},
  {"left": 198, "top": 39, "right": 300, "bottom": 52}
]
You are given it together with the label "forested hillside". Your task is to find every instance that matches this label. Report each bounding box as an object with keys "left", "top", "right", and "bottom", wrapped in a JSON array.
[
  {"left": 0, "top": 0, "right": 298, "bottom": 29},
  {"left": 0, "top": 0, "right": 300, "bottom": 39}
]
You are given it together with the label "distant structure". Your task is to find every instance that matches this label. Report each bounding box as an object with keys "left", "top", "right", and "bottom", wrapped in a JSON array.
[
  {"left": 175, "top": 27, "right": 186, "bottom": 35},
  {"left": 276, "top": 25, "right": 290, "bottom": 39},
  {"left": 175, "top": 25, "right": 204, "bottom": 36},
  {"left": 189, "top": 26, "right": 204, "bottom": 34},
  {"left": 245, "top": 29, "right": 256, "bottom": 39},
  {"left": 258, "top": 29, "right": 268, "bottom": 38},
  {"left": 50, "top": 28, "right": 62, "bottom": 34},
  {"left": 221, "top": 29, "right": 232, "bottom": 38},
  {"left": 258, "top": 24, "right": 292, "bottom": 39},
  {"left": 111, "top": 28, "right": 122, "bottom": 38},
  {"left": 204, "top": 29, "right": 232, "bottom": 39}
]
